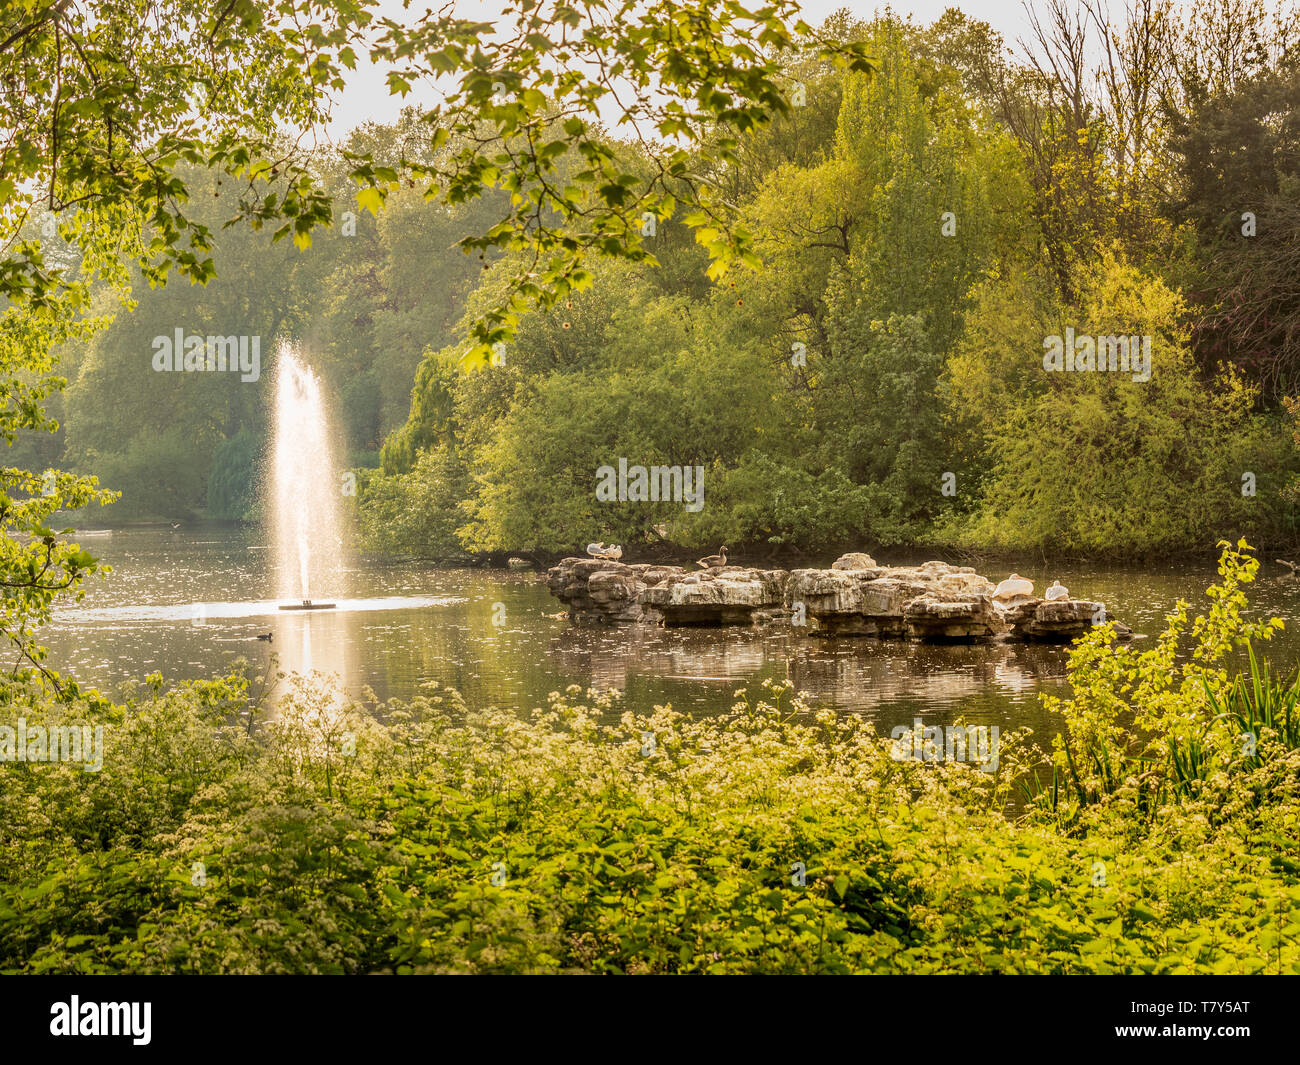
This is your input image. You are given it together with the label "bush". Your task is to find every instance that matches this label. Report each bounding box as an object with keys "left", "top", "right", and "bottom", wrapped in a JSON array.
[{"left": 354, "top": 445, "right": 471, "bottom": 559}]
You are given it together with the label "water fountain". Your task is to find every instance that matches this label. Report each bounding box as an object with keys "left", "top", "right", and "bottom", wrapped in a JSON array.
[{"left": 270, "top": 342, "right": 344, "bottom": 610}]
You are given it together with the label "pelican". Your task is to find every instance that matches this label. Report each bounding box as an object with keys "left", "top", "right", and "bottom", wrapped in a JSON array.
[
  {"left": 696, "top": 545, "right": 728, "bottom": 569},
  {"left": 1044, "top": 580, "right": 1069, "bottom": 601},
  {"left": 586, "top": 542, "right": 622, "bottom": 560},
  {"left": 992, "top": 574, "right": 1034, "bottom": 601}
]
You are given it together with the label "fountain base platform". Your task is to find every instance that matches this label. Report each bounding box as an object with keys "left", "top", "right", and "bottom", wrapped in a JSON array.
[{"left": 278, "top": 601, "right": 337, "bottom": 611}]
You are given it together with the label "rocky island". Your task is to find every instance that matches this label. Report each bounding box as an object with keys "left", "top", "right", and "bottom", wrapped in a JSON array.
[{"left": 543, "top": 552, "right": 1129, "bottom": 643}]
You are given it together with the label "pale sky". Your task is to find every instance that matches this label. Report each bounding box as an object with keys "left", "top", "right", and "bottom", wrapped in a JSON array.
[{"left": 322, "top": 0, "right": 1051, "bottom": 139}]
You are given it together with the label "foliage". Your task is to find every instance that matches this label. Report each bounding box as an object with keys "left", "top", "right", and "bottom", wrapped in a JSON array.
[
  {"left": 356, "top": 0, "right": 874, "bottom": 360},
  {"left": 1025, "top": 541, "right": 1297, "bottom": 828},
  {"left": 208, "top": 430, "right": 261, "bottom": 521},
  {"left": 946, "top": 257, "right": 1284, "bottom": 554},
  {"left": 371, "top": 21, "right": 1052, "bottom": 555},
  {"left": 12, "top": 5, "right": 1300, "bottom": 556},
  {"left": 0, "top": 303, "right": 117, "bottom": 696},
  {"left": 1166, "top": 12, "right": 1300, "bottom": 398},
  {"left": 354, "top": 445, "right": 470, "bottom": 560}
]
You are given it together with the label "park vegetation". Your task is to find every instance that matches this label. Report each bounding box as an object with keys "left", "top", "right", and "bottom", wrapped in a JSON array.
[{"left": 3, "top": 0, "right": 1300, "bottom": 975}]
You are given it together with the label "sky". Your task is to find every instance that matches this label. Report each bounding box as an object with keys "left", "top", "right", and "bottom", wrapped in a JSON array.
[{"left": 322, "top": 0, "right": 1051, "bottom": 138}]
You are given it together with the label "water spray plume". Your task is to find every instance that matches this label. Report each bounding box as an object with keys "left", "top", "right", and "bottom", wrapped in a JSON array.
[{"left": 271, "top": 342, "right": 344, "bottom": 610}]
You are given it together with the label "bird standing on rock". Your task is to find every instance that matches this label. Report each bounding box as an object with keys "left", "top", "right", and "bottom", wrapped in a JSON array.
[{"left": 697, "top": 545, "right": 728, "bottom": 569}]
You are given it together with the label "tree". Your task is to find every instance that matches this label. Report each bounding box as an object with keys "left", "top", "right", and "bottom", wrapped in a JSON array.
[
  {"left": 1168, "top": 62, "right": 1300, "bottom": 397},
  {"left": 950, "top": 256, "right": 1281, "bottom": 554}
]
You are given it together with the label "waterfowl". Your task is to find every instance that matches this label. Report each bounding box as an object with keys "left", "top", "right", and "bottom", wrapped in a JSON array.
[
  {"left": 697, "top": 545, "right": 728, "bottom": 569},
  {"left": 992, "top": 573, "right": 1034, "bottom": 601},
  {"left": 256, "top": 633, "right": 273, "bottom": 642},
  {"left": 1044, "top": 580, "right": 1069, "bottom": 601},
  {"left": 585, "top": 542, "right": 622, "bottom": 560}
]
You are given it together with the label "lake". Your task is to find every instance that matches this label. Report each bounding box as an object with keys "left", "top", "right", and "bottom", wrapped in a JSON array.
[{"left": 42, "top": 525, "right": 1300, "bottom": 747}]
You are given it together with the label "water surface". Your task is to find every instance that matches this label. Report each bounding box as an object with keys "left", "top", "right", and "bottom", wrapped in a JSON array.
[{"left": 44, "top": 526, "right": 1300, "bottom": 745}]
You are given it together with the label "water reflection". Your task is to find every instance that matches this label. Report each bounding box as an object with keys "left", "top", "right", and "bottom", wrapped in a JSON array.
[{"left": 550, "top": 623, "right": 1075, "bottom": 738}]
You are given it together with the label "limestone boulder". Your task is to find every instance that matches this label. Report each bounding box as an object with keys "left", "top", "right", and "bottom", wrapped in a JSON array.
[
  {"left": 786, "top": 559, "right": 995, "bottom": 637},
  {"left": 544, "top": 558, "right": 685, "bottom": 624},
  {"left": 785, "top": 569, "right": 930, "bottom": 635},
  {"left": 1013, "top": 598, "right": 1100, "bottom": 642},
  {"left": 641, "top": 566, "right": 788, "bottom": 626},
  {"left": 904, "top": 593, "right": 1004, "bottom": 640}
]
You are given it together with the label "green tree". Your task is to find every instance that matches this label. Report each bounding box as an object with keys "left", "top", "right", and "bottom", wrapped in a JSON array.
[{"left": 951, "top": 257, "right": 1282, "bottom": 554}]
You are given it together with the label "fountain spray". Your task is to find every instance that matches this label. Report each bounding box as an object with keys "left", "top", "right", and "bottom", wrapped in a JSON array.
[{"left": 270, "top": 342, "right": 344, "bottom": 610}]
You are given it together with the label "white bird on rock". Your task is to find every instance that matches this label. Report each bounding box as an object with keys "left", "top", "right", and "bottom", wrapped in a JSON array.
[
  {"left": 586, "top": 542, "right": 622, "bottom": 560},
  {"left": 992, "top": 574, "right": 1034, "bottom": 602},
  {"left": 1045, "top": 580, "right": 1069, "bottom": 601}
]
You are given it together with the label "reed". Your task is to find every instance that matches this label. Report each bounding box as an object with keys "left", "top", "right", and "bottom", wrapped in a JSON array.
[{"left": 1203, "top": 643, "right": 1300, "bottom": 769}]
